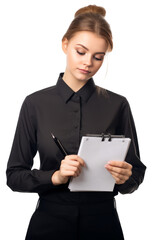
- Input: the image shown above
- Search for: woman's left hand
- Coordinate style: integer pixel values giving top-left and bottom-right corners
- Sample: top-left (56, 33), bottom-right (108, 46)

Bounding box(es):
top-left (105, 161), bottom-right (132, 184)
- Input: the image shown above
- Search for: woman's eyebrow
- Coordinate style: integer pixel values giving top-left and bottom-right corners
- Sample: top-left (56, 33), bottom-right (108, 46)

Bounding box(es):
top-left (76, 44), bottom-right (105, 55)
top-left (76, 44), bottom-right (88, 50)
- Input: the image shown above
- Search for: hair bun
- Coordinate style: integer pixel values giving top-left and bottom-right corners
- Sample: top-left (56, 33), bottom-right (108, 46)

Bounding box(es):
top-left (75, 5), bottom-right (106, 18)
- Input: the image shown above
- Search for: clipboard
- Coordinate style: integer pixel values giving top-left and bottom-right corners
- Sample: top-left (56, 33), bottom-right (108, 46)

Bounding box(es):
top-left (68, 134), bottom-right (131, 192)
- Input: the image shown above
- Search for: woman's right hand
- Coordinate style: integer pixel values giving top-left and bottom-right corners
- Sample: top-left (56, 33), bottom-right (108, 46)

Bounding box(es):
top-left (51, 155), bottom-right (85, 185)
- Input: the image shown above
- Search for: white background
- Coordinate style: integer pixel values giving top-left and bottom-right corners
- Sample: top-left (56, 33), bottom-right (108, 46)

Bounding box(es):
top-left (0, 0), bottom-right (159, 239)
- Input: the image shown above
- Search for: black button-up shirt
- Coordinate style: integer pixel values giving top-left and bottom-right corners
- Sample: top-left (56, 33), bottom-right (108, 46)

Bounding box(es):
top-left (6, 73), bottom-right (146, 203)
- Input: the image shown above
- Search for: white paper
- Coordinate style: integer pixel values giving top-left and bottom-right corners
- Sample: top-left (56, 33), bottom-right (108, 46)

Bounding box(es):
top-left (68, 136), bottom-right (131, 192)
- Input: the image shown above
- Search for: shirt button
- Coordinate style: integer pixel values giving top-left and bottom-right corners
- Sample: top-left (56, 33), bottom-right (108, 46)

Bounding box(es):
top-left (74, 125), bottom-right (78, 129)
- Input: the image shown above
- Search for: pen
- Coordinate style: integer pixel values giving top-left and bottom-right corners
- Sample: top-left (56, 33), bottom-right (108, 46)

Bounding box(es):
top-left (51, 133), bottom-right (68, 157)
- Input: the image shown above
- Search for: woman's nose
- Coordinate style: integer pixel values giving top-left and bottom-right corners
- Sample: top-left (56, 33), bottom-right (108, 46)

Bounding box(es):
top-left (83, 55), bottom-right (93, 67)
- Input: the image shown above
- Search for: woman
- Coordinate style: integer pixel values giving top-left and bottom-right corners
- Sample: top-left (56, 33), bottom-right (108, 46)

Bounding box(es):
top-left (6, 5), bottom-right (146, 240)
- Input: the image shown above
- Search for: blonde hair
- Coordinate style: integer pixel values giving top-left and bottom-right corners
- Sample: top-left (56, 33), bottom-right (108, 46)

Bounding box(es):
top-left (62, 5), bottom-right (113, 52)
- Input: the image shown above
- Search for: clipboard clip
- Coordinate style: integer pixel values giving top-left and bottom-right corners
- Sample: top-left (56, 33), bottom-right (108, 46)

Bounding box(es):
top-left (85, 133), bottom-right (125, 141)
top-left (101, 133), bottom-right (105, 141)
top-left (108, 133), bottom-right (112, 142)
top-left (101, 133), bottom-right (112, 142)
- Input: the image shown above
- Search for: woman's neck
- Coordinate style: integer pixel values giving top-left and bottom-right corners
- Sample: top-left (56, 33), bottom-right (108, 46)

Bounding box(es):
top-left (62, 71), bottom-right (88, 92)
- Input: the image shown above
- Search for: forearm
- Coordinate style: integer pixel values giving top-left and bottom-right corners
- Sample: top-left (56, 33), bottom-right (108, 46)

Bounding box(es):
top-left (116, 167), bottom-right (145, 194)
top-left (6, 168), bottom-right (56, 193)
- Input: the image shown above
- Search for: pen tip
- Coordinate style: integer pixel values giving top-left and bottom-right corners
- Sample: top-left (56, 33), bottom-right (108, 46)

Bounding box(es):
top-left (51, 133), bottom-right (55, 138)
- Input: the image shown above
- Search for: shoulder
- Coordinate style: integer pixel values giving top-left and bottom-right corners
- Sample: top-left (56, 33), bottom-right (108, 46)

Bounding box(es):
top-left (27, 85), bottom-right (57, 100)
top-left (95, 85), bottom-right (129, 106)
top-left (23, 85), bottom-right (57, 106)
top-left (106, 89), bottom-right (126, 101)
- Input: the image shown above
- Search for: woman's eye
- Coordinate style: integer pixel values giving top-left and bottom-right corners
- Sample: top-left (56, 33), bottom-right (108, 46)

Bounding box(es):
top-left (77, 50), bottom-right (85, 55)
top-left (76, 50), bottom-right (103, 61)
top-left (94, 56), bottom-right (103, 61)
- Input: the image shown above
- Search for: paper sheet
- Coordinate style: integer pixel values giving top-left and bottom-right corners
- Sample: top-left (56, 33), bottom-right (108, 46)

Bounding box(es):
top-left (68, 136), bottom-right (131, 192)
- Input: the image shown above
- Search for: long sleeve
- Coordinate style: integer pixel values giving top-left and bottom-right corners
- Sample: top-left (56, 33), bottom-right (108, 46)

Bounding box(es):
top-left (6, 74), bottom-right (146, 200)
top-left (115, 98), bottom-right (146, 194)
top-left (6, 97), bottom-right (56, 194)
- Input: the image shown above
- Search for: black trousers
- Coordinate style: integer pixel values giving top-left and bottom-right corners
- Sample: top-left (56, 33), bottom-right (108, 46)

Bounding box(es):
top-left (25, 198), bottom-right (124, 240)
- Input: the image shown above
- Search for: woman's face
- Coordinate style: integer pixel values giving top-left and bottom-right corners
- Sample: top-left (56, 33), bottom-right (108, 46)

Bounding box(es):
top-left (62, 31), bottom-right (108, 84)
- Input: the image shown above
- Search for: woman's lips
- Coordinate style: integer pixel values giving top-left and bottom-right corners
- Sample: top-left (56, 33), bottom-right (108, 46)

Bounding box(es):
top-left (78, 69), bottom-right (91, 74)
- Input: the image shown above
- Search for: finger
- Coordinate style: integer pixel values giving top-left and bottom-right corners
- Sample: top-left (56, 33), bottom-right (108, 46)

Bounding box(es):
top-left (61, 160), bottom-right (83, 175)
top-left (61, 162), bottom-right (82, 176)
top-left (107, 172), bottom-right (122, 184)
top-left (109, 170), bottom-right (129, 181)
top-left (107, 161), bottom-right (132, 169)
top-left (109, 171), bottom-right (128, 184)
top-left (105, 164), bottom-right (129, 176)
top-left (61, 168), bottom-right (81, 177)
top-left (109, 167), bottom-right (132, 178)
top-left (73, 169), bottom-right (81, 177)
top-left (62, 164), bottom-right (80, 172)
top-left (62, 159), bottom-right (81, 168)
top-left (61, 170), bottom-right (77, 177)
top-left (65, 155), bottom-right (85, 166)
top-left (111, 174), bottom-right (120, 183)
top-left (114, 177), bottom-right (126, 185)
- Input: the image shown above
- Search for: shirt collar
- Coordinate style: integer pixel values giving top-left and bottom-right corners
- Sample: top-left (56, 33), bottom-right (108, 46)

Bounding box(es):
top-left (56, 73), bottom-right (96, 103)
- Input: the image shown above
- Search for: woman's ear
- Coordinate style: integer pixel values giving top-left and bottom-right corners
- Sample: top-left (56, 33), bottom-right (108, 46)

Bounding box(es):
top-left (62, 38), bottom-right (69, 54)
